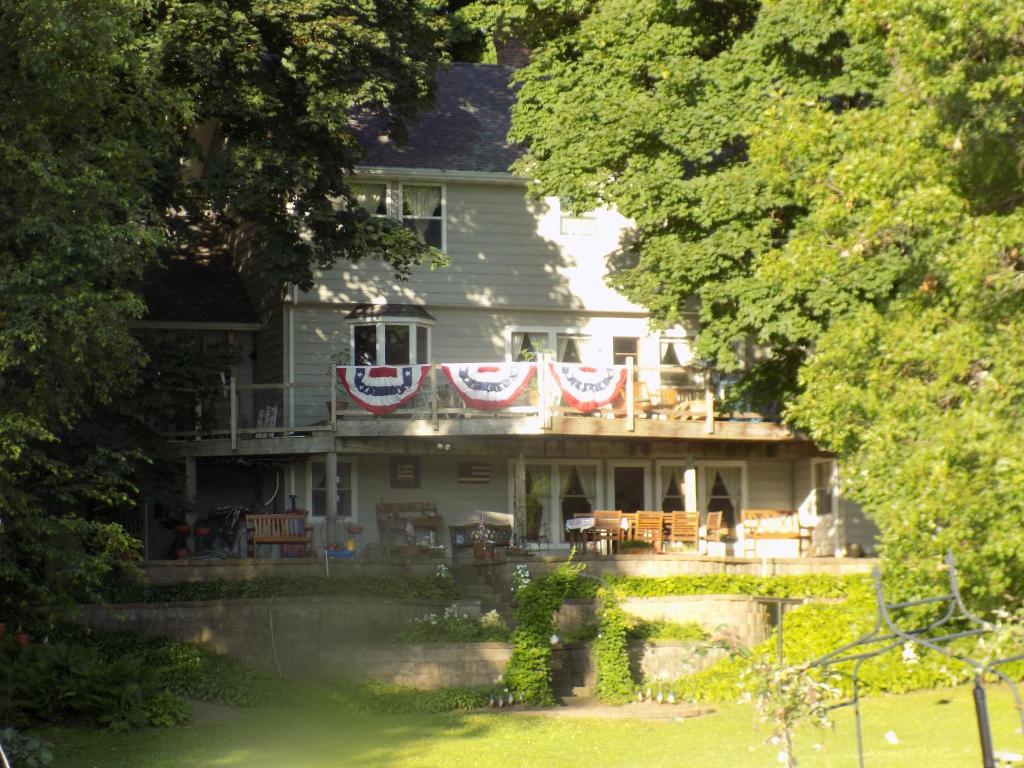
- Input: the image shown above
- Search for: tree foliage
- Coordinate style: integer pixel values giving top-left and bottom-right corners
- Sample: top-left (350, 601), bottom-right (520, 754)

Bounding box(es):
top-left (509, 0), bottom-right (1024, 605)
top-left (1, 0), bottom-right (446, 617)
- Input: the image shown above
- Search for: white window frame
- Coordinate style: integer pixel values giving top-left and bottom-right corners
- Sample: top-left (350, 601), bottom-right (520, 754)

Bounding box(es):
top-left (348, 319), bottom-right (432, 365)
top-left (654, 460), bottom-right (697, 513)
top-left (349, 180), bottom-right (446, 252)
top-left (505, 326), bottom-right (610, 364)
top-left (398, 182), bottom-right (446, 252)
top-left (508, 459), bottom-right (604, 546)
top-left (606, 460), bottom-right (652, 514)
top-left (695, 460), bottom-right (748, 532)
top-left (306, 457), bottom-right (359, 521)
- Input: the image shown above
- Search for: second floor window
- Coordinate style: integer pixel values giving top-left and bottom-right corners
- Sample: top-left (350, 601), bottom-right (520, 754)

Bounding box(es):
top-left (400, 185), bottom-right (443, 248)
top-left (347, 305), bottom-right (433, 365)
top-left (349, 181), bottom-right (445, 250)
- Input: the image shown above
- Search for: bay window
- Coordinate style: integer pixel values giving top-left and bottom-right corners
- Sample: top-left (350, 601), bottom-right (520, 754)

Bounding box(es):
top-left (346, 305), bottom-right (433, 365)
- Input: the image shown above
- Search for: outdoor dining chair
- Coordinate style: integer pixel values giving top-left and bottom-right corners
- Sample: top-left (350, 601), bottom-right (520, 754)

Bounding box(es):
top-left (634, 511), bottom-right (664, 552)
top-left (666, 510), bottom-right (699, 551)
top-left (588, 510), bottom-right (624, 555)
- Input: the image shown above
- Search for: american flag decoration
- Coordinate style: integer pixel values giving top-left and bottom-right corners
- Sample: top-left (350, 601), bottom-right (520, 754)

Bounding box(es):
top-left (548, 363), bottom-right (627, 413)
top-left (337, 365), bottom-right (429, 415)
top-left (458, 462), bottom-right (492, 484)
top-left (441, 362), bottom-right (536, 410)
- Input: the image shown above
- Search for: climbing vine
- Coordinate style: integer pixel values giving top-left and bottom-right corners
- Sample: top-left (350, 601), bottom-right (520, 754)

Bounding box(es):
top-left (593, 587), bottom-right (635, 704)
top-left (503, 559), bottom-right (585, 705)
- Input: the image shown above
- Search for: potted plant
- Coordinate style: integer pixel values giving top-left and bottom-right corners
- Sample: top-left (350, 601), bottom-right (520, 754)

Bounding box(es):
top-left (620, 539), bottom-right (654, 555)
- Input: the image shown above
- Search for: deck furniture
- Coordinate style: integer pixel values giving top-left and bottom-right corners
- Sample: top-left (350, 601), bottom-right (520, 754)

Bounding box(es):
top-left (448, 522), bottom-right (513, 561)
top-left (703, 511), bottom-right (725, 548)
top-left (740, 508), bottom-right (811, 557)
top-left (375, 502), bottom-right (444, 557)
top-left (633, 511), bottom-right (664, 552)
top-left (666, 510), bottom-right (699, 550)
top-left (587, 510), bottom-right (624, 554)
top-left (248, 511), bottom-right (312, 558)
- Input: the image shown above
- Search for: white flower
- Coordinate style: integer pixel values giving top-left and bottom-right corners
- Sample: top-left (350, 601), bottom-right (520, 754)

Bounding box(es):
top-left (550, 634), bottom-right (560, 645)
top-left (901, 641), bottom-right (919, 665)
top-left (884, 731), bottom-right (899, 745)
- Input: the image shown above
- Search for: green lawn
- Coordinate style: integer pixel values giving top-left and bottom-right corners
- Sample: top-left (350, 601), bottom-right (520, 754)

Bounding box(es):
top-left (48, 684), bottom-right (1024, 768)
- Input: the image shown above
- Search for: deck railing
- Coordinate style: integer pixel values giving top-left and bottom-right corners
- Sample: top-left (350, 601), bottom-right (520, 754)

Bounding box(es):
top-left (163, 359), bottom-right (779, 444)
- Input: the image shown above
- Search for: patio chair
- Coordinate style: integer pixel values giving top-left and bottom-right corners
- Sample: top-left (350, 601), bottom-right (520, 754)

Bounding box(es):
top-left (587, 510), bottom-right (623, 555)
top-left (666, 511), bottom-right (699, 551)
top-left (633, 511), bottom-right (663, 552)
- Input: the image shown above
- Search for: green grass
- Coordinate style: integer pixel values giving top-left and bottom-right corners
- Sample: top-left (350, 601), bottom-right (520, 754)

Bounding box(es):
top-left (44, 684), bottom-right (1024, 767)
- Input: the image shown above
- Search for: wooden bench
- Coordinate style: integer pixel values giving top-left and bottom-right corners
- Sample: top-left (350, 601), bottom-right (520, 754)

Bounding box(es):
top-left (740, 509), bottom-right (811, 557)
top-left (247, 512), bottom-right (312, 558)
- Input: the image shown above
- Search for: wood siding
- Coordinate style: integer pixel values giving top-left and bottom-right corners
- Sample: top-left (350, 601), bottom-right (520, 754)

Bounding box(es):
top-left (302, 182), bottom-right (644, 314)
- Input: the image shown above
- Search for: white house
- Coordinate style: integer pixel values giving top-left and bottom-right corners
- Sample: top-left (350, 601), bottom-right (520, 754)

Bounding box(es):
top-left (143, 63), bottom-right (876, 560)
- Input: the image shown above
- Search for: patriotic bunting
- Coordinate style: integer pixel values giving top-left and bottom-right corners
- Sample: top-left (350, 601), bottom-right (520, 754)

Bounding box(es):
top-left (441, 362), bottom-right (536, 410)
top-left (337, 365), bottom-right (428, 415)
top-left (548, 363), bottom-right (627, 413)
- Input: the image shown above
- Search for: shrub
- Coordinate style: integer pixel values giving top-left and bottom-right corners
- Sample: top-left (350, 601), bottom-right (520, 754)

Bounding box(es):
top-left (605, 573), bottom-right (863, 599)
top-left (628, 620), bottom-right (709, 643)
top-left (329, 681), bottom-right (491, 714)
top-left (0, 639), bottom-right (189, 731)
top-left (119, 572), bottom-right (459, 603)
top-left (395, 608), bottom-right (511, 644)
top-left (0, 728), bottom-right (54, 768)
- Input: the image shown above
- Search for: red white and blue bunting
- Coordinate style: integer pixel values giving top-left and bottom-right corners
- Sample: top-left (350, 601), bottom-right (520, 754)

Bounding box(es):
top-left (441, 362), bottom-right (536, 410)
top-left (548, 363), bottom-right (627, 413)
top-left (337, 365), bottom-right (429, 415)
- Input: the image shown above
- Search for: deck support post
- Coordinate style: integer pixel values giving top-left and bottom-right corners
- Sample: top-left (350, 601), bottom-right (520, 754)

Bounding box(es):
top-left (230, 376), bottom-right (237, 450)
top-left (430, 362), bottom-right (439, 431)
top-left (626, 356), bottom-right (635, 432)
top-left (184, 456), bottom-right (197, 505)
top-left (704, 368), bottom-right (715, 435)
top-left (513, 449), bottom-right (527, 542)
top-left (325, 450), bottom-right (338, 548)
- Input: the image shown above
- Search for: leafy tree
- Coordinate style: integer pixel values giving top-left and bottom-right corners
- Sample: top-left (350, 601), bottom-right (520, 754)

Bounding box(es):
top-left (508, 0), bottom-right (1024, 605)
top-left (1, 0), bottom-right (446, 620)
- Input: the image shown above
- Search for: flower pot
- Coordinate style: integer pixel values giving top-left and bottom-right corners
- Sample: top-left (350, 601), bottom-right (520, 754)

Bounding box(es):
top-left (175, 547), bottom-right (190, 560)
top-left (195, 527), bottom-right (211, 537)
top-left (396, 544), bottom-right (421, 558)
top-left (345, 524), bottom-right (363, 535)
top-left (473, 544), bottom-right (492, 560)
top-left (174, 524), bottom-right (191, 536)
top-left (13, 632), bottom-right (29, 648)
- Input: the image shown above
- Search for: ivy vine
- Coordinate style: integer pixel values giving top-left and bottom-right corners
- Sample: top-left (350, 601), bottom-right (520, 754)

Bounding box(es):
top-left (593, 587), bottom-right (635, 703)
top-left (503, 559), bottom-right (585, 705)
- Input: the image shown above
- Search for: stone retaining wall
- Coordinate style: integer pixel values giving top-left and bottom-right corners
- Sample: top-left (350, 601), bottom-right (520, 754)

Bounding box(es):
top-left (78, 596), bottom-right (447, 676)
top-left (556, 594), bottom-right (777, 647)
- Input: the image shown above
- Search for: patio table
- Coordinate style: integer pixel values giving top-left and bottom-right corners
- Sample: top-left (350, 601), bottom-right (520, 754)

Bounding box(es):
top-left (564, 516), bottom-right (630, 549)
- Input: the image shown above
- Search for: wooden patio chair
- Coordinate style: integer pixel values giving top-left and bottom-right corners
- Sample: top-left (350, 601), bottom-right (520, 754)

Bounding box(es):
top-left (587, 510), bottom-right (623, 555)
top-left (666, 511), bottom-right (699, 551)
top-left (633, 511), bottom-right (663, 552)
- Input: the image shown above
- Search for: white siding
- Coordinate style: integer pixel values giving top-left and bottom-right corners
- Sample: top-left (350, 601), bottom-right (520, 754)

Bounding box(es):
top-left (302, 183), bottom-right (643, 314)
top-left (746, 459), bottom-right (795, 510)
top-left (356, 454), bottom-right (511, 547)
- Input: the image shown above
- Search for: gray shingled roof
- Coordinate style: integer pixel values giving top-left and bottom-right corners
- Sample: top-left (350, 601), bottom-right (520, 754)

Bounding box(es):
top-left (353, 63), bottom-right (522, 174)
